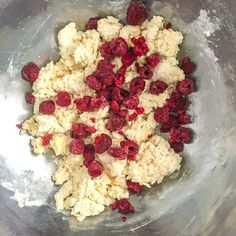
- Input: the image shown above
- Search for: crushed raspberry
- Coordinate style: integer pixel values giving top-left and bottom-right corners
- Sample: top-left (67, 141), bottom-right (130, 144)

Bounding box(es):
top-left (90, 95), bottom-right (108, 110)
top-left (95, 133), bottom-right (112, 154)
top-left (121, 48), bottom-right (136, 67)
top-left (150, 80), bottom-right (168, 95)
top-left (114, 75), bottom-right (125, 87)
top-left (108, 146), bottom-right (128, 160)
top-left (170, 142), bottom-right (184, 153)
top-left (110, 100), bottom-right (120, 111)
top-left (69, 139), bottom-right (85, 155)
top-left (56, 91), bottom-right (71, 107)
top-left (120, 140), bottom-right (139, 156)
top-left (86, 75), bottom-right (102, 91)
top-left (75, 96), bottom-right (91, 112)
top-left (178, 111), bottom-right (191, 124)
top-left (128, 156), bottom-right (136, 161)
top-left (111, 201), bottom-right (118, 210)
top-left (71, 123), bottom-right (95, 139)
top-left (110, 37), bottom-right (128, 57)
top-left (106, 113), bottom-right (126, 131)
top-left (131, 36), bottom-right (149, 56)
top-left (90, 118), bottom-right (96, 123)
top-left (154, 107), bottom-right (170, 123)
top-left (170, 127), bottom-right (191, 144)
top-left (118, 130), bottom-right (125, 136)
top-left (121, 216), bottom-right (127, 222)
top-left (119, 109), bottom-right (129, 117)
top-left (99, 42), bottom-right (114, 60)
top-left (16, 124), bottom-right (22, 129)
top-left (39, 100), bottom-right (55, 115)
top-left (85, 17), bottom-right (100, 30)
top-left (83, 144), bottom-right (95, 167)
top-left (164, 22), bottom-right (172, 30)
top-left (181, 57), bottom-right (195, 75)
top-left (117, 66), bottom-right (127, 76)
top-left (116, 198), bottom-right (134, 214)
top-left (25, 92), bottom-right (35, 104)
top-left (135, 107), bottom-right (144, 115)
top-left (126, 1), bottom-right (148, 26)
top-left (127, 181), bottom-right (143, 192)
top-left (112, 87), bottom-right (129, 103)
top-left (138, 66), bottom-right (153, 80)
top-left (97, 86), bottom-right (112, 102)
top-left (87, 160), bottom-right (104, 178)
top-left (96, 59), bottom-right (115, 78)
top-left (128, 112), bottom-right (138, 121)
top-left (21, 62), bottom-right (39, 83)
top-left (123, 95), bottom-right (139, 110)
top-left (177, 79), bottom-right (195, 95)
top-left (129, 77), bottom-right (145, 95)
top-left (145, 54), bottom-right (160, 68)
top-left (101, 73), bottom-right (115, 86)
top-left (42, 134), bottom-right (53, 146)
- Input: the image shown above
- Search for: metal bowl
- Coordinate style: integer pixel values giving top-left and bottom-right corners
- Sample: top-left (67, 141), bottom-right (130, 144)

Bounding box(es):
top-left (0, 0), bottom-right (236, 235)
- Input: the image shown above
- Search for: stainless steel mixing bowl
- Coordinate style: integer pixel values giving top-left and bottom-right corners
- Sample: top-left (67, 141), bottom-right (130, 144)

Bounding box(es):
top-left (0, 0), bottom-right (236, 235)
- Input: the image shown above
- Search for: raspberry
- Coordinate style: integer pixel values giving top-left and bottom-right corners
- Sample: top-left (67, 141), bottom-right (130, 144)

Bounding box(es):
top-left (126, 1), bottom-right (148, 26)
top-left (95, 133), bottom-right (112, 154)
top-left (181, 57), bottom-right (195, 75)
top-left (170, 127), bottom-right (191, 144)
top-left (122, 95), bottom-right (139, 110)
top-left (110, 37), bottom-right (128, 57)
top-left (159, 115), bottom-right (179, 133)
top-left (116, 198), bottom-right (134, 214)
top-left (128, 112), bottom-right (138, 121)
top-left (75, 96), bottom-right (91, 112)
top-left (87, 160), bottom-right (104, 178)
top-left (135, 107), bottom-right (144, 115)
top-left (108, 146), bottom-right (128, 160)
top-left (39, 100), bottom-right (55, 115)
top-left (150, 80), bottom-right (168, 95)
top-left (86, 75), bottom-right (102, 91)
top-left (56, 91), bottom-right (71, 107)
top-left (99, 42), bottom-right (114, 60)
top-left (178, 111), bottom-right (191, 124)
top-left (42, 134), bottom-right (52, 146)
top-left (120, 140), bottom-right (139, 156)
top-left (166, 92), bottom-right (190, 111)
top-left (145, 54), bottom-right (160, 68)
top-left (90, 118), bottom-right (96, 123)
top-left (131, 36), bottom-right (149, 56)
top-left (138, 66), bottom-right (153, 80)
top-left (121, 216), bottom-right (127, 222)
top-left (175, 97), bottom-right (191, 111)
top-left (110, 100), bottom-right (120, 111)
top-left (119, 109), bottom-right (129, 117)
top-left (85, 17), bottom-right (100, 30)
top-left (127, 181), bottom-right (143, 192)
top-left (128, 156), bottom-right (136, 161)
top-left (90, 95), bottom-right (108, 110)
top-left (177, 79), bottom-right (195, 95)
top-left (112, 87), bottom-right (129, 103)
top-left (129, 77), bottom-right (145, 95)
top-left (114, 75), bottom-right (125, 87)
top-left (154, 107), bottom-right (170, 123)
top-left (106, 113), bottom-right (126, 131)
top-left (118, 130), bottom-right (125, 136)
top-left (25, 92), bottom-right (35, 104)
top-left (21, 62), bottom-right (39, 82)
top-left (71, 123), bottom-right (95, 139)
top-left (164, 22), bottom-right (172, 30)
top-left (69, 139), bottom-right (85, 155)
top-left (97, 86), bottom-right (112, 102)
top-left (83, 144), bottom-right (95, 167)
top-left (96, 59), bottom-right (115, 78)
top-left (111, 201), bottom-right (118, 210)
top-left (101, 73), bottom-right (115, 86)
top-left (170, 142), bottom-right (184, 153)
top-left (121, 48), bottom-right (137, 67)
top-left (117, 66), bottom-right (127, 76)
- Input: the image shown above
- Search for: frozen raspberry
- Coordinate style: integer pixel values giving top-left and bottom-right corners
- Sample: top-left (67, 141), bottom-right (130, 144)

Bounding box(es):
top-left (108, 146), bottom-right (128, 160)
top-left (101, 73), bottom-right (115, 86)
top-left (71, 123), bottom-right (95, 139)
top-left (170, 127), bottom-right (191, 144)
top-left (119, 109), bottom-right (129, 117)
top-left (181, 57), bottom-right (195, 75)
top-left (42, 134), bottom-right (52, 146)
top-left (121, 48), bottom-right (137, 67)
top-left (129, 77), bottom-right (145, 95)
top-left (178, 111), bottom-right (192, 124)
top-left (39, 100), bottom-right (55, 115)
top-left (83, 144), bottom-right (95, 167)
top-left (150, 80), bottom-right (168, 95)
top-left (75, 96), bottom-right (91, 112)
top-left (145, 53), bottom-right (160, 68)
top-left (154, 107), bottom-right (170, 123)
top-left (25, 92), bottom-right (35, 104)
top-left (99, 42), bottom-right (114, 60)
top-left (85, 17), bottom-right (100, 30)
top-left (123, 95), bottom-right (139, 110)
top-left (177, 79), bottom-right (195, 95)
top-left (126, 0), bottom-right (148, 26)
top-left (112, 87), bottom-right (129, 103)
top-left (135, 107), bottom-right (144, 115)
top-left (159, 115), bottom-right (179, 133)
top-left (128, 112), bottom-right (138, 121)
top-left (121, 216), bottom-right (127, 222)
top-left (56, 91), bottom-right (71, 107)
top-left (69, 139), bottom-right (85, 155)
top-left (87, 160), bottom-right (104, 178)
top-left (114, 75), bottom-right (125, 87)
top-left (21, 62), bottom-right (39, 82)
top-left (110, 37), bottom-right (128, 57)
top-left (138, 66), bottom-right (153, 80)
top-left (90, 95), bottom-right (108, 110)
top-left (96, 59), bottom-right (115, 78)
top-left (164, 22), bottom-right (172, 30)
top-left (131, 36), bottom-right (149, 56)
top-left (120, 140), bottom-right (139, 156)
top-left (97, 86), bottom-right (113, 102)
top-left (110, 100), bottom-right (120, 111)
top-left (127, 181), bottom-right (143, 192)
top-left (116, 198), bottom-right (134, 214)
top-left (95, 133), bottom-right (112, 154)
top-left (117, 66), bottom-right (127, 76)
top-left (170, 142), bottom-right (184, 153)
top-left (86, 75), bottom-right (102, 91)
top-left (106, 113), bottom-right (126, 131)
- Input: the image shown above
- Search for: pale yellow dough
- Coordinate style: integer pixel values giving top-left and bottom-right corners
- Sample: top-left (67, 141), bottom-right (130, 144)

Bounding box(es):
top-left (22, 15), bottom-right (184, 222)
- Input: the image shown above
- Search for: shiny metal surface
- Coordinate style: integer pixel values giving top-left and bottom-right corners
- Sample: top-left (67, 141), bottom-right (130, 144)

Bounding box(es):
top-left (0, 0), bottom-right (236, 235)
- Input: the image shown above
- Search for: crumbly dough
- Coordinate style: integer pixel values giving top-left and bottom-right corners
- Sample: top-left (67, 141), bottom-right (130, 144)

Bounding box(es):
top-left (22, 15), bottom-right (184, 222)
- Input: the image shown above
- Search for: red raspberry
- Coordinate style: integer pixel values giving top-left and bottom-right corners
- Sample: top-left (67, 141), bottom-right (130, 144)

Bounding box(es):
top-left (75, 96), bottom-right (91, 112)
top-left (126, 0), bottom-right (148, 26)
top-left (56, 91), bottom-right (71, 107)
top-left (71, 123), bottom-right (95, 139)
top-left (117, 66), bottom-right (127, 76)
top-left (120, 140), bottom-right (139, 156)
top-left (118, 130), bottom-right (125, 136)
top-left (181, 57), bottom-right (195, 75)
top-left (25, 92), bottom-right (35, 104)
top-left (128, 112), bottom-right (138, 121)
top-left (177, 79), bottom-right (195, 95)
top-left (106, 113), bottom-right (126, 131)
top-left (131, 36), bottom-right (149, 56)
top-left (87, 160), bottom-right (104, 178)
top-left (145, 54), bottom-right (160, 68)
top-left (108, 146), bottom-right (128, 160)
top-left (97, 86), bottom-right (113, 102)
top-left (170, 142), bottom-right (184, 153)
top-left (121, 48), bottom-right (137, 67)
top-left (114, 75), bottom-right (125, 87)
top-left (127, 181), bottom-right (143, 192)
top-left (95, 133), bottom-right (112, 154)
top-left (138, 66), bottom-right (153, 80)
top-left (101, 73), bottom-right (115, 86)
top-left (166, 92), bottom-right (190, 111)
top-left (110, 100), bottom-right (120, 111)
top-left (86, 75), bottom-right (102, 91)
top-left (85, 17), bottom-right (100, 30)
top-left (96, 59), bottom-right (115, 78)
top-left (110, 37), bottom-right (128, 57)
top-left (116, 198), bottom-right (134, 214)
top-left (90, 118), bottom-right (96, 123)
top-left (175, 97), bottom-right (191, 111)
top-left (39, 100), bottom-right (55, 115)
top-left (111, 201), bottom-right (118, 210)
top-left (123, 95), bottom-right (139, 109)
top-left (150, 80), bottom-right (168, 95)
top-left (42, 134), bottom-right (52, 146)
top-left (170, 127), bottom-right (191, 144)
top-left (135, 107), bottom-right (144, 115)
top-left (164, 22), bottom-right (172, 30)
top-left (154, 107), bottom-right (170, 123)
top-left (83, 144), bottom-right (95, 167)
top-left (129, 77), bottom-right (145, 95)
top-left (90, 95), bottom-right (108, 110)
top-left (121, 216), bottom-right (127, 222)
top-left (100, 41), bottom-right (114, 60)
top-left (159, 115), bottom-right (179, 133)
top-left (119, 109), bottom-right (129, 117)
top-left (69, 139), bottom-right (85, 155)
top-left (112, 87), bottom-right (129, 103)
top-left (178, 111), bottom-right (192, 124)
top-left (21, 62), bottom-right (39, 82)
